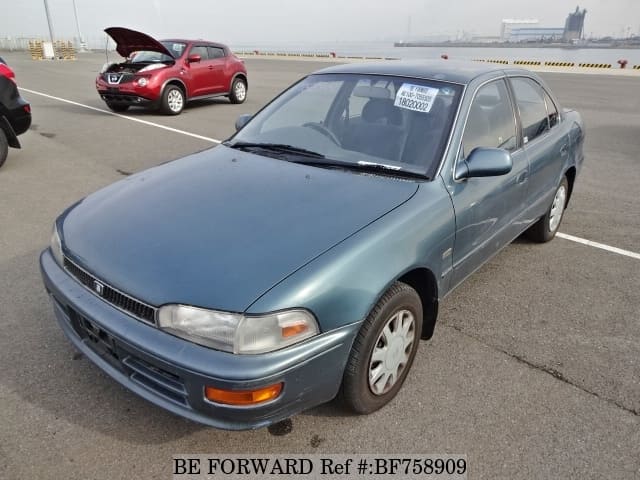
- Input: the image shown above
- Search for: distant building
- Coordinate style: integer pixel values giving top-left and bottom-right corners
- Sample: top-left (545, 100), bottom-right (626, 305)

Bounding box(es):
top-left (564, 6), bottom-right (587, 41)
top-left (501, 19), bottom-right (539, 41)
top-left (509, 28), bottom-right (565, 42)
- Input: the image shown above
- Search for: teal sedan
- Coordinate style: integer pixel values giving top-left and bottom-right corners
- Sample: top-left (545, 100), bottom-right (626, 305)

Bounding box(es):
top-left (41, 60), bottom-right (584, 429)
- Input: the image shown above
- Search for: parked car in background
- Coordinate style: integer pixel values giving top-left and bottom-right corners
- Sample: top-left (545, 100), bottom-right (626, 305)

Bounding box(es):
top-left (0, 56), bottom-right (15, 81)
top-left (0, 58), bottom-right (31, 168)
top-left (96, 27), bottom-right (248, 115)
top-left (42, 60), bottom-right (584, 429)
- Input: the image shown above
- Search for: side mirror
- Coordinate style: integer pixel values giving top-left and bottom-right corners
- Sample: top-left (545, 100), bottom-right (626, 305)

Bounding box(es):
top-left (187, 54), bottom-right (201, 63)
top-left (455, 147), bottom-right (513, 179)
top-left (235, 113), bottom-right (252, 131)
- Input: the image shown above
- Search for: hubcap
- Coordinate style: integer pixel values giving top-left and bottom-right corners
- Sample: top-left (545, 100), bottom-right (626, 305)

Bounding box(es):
top-left (549, 185), bottom-right (567, 232)
top-left (368, 309), bottom-right (415, 396)
top-left (167, 89), bottom-right (183, 112)
top-left (234, 81), bottom-right (246, 101)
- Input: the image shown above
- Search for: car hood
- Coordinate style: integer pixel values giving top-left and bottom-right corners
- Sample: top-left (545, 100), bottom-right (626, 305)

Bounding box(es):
top-left (104, 27), bottom-right (173, 58)
top-left (61, 146), bottom-right (419, 313)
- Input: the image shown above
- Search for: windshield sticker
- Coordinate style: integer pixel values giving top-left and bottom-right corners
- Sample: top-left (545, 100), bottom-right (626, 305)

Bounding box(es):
top-left (394, 84), bottom-right (439, 113)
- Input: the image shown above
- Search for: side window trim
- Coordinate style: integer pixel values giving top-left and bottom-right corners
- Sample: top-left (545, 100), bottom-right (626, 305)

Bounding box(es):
top-left (541, 87), bottom-right (560, 129)
top-left (508, 76), bottom-right (552, 146)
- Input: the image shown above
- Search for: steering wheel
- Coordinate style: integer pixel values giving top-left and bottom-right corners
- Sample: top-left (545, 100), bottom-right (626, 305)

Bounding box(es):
top-left (302, 122), bottom-right (341, 146)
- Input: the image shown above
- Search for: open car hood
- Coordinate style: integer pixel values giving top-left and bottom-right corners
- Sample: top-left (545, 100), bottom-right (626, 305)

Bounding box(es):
top-left (104, 27), bottom-right (174, 58)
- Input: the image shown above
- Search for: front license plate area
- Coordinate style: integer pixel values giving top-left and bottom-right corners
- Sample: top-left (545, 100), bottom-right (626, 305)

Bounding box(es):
top-left (68, 308), bottom-right (123, 370)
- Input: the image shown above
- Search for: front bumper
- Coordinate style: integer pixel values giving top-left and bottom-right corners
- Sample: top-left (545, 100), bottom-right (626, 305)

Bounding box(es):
top-left (40, 250), bottom-right (359, 430)
top-left (98, 91), bottom-right (155, 107)
top-left (96, 76), bottom-right (159, 107)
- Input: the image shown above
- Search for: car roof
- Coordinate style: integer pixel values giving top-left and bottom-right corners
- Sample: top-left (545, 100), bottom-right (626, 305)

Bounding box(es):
top-left (161, 39), bottom-right (227, 49)
top-left (314, 60), bottom-right (526, 85)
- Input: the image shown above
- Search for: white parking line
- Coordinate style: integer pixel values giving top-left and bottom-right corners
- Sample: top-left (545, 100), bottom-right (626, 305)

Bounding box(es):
top-left (556, 233), bottom-right (640, 260)
top-left (21, 88), bottom-right (222, 144)
top-left (20, 88), bottom-right (640, 262)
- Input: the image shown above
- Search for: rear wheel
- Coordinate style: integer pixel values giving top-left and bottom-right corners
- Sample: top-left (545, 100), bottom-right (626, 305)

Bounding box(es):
top-left (105, 102), bottom-right (129, 112)
top-left (340, 282), bottom-right (423, 414)
top-left (0, 128), bottom-right (8, 169)
top-left (525, 176), bottom-right (569, 243)
top-left (161, 85), bottom-right (185, 115)
top-left (229, 78), bottom-right (247, 104)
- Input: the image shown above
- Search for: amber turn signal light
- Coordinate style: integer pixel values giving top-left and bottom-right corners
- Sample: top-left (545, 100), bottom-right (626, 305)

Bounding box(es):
top-left (281, 322), bottom-right (309, 338)
top-left (205, 383), bottom-right (283, 406)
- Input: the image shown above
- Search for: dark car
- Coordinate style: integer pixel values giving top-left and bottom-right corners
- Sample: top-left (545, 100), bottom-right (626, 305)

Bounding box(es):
top-left (96, 27), bottom-right (248, 115)
top-left (0, 58), bottom-right (31, 168)
top-left (42, 60), bottom-right (584, 430)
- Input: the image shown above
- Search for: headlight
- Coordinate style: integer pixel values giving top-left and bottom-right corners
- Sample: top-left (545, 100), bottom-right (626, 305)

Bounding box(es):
top-left (157, 305), bottom-right (319, 354)
top-left (50, 224), bottom-right (64, 266)
top-left (136, 77), bottom-right (148, 87)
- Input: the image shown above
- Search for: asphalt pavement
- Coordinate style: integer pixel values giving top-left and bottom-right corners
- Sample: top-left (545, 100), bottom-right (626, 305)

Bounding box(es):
top-left (0, 52), bottom-right (638, 480)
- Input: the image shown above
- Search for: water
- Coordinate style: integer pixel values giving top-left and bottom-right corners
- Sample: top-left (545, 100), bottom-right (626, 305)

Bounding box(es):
top-left (232, 40), bottom-right (640, 65)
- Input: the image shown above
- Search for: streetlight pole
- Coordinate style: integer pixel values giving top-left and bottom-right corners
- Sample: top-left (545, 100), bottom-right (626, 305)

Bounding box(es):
top-left (72, 0), bottom-right (87, 51)
top-left (43, 0), bottom-right (56, 45)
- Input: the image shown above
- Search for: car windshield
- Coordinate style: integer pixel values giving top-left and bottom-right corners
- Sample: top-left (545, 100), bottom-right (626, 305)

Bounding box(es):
top-left (130, 42), bottom-right (186, 63)
top-left (161, 41), bottom-right (187, 58)
top-left (229, 73), bottom-right (463, 177)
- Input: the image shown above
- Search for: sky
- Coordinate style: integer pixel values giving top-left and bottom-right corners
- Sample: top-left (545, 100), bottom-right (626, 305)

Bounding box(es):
top-left (1, 0), bottom-right (638, 47)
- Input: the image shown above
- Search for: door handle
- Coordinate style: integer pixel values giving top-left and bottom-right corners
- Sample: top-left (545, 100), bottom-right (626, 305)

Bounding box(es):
top-left (516, 171), bottom-right (528, 184)
top-left (208, 65), bottom-right (214, 70)
top-left (560, 144), bottom-right (569, 157)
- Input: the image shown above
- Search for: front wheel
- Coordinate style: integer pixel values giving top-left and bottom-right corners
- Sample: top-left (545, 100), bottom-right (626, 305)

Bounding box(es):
top-left (105, 102), bottom-right (129, 112)
top-left (340, 282), bottom-right (423, 414)
top-left (161, 85), bottom-right (185, 115)
top-left (525, 176), bottom-right (569, 243)
top-left (229, 78), bottom-right (247, 104)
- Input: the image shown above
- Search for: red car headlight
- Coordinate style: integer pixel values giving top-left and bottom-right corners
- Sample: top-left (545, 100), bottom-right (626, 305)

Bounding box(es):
top-left (136, 77), bottom-right (149, 87)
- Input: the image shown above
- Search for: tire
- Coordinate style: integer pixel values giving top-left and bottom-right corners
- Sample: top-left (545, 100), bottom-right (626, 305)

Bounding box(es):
top-left (340, 281), bottom-right (423, 414)
top-left (161, 85), bottom-right (185, 115)
top-left (0, 128), bottom-right (8, 169)
top-left (525, 176), bottom-right (569, 243)
top-left (229, 77), bottom-right (247, 104)
top-left (105, 102), bottom-right (129, 112)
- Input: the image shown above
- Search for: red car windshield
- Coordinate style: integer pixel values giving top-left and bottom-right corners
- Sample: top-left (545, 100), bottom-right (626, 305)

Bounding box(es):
top-left (130, 51), bottom-right (174, 63)
top-left (130, 42), bottom-right (186, 63)
top-left (161, 41), bottom-right (187, 58)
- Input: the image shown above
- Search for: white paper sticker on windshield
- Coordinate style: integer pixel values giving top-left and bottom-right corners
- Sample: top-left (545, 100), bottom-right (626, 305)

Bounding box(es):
top-left (394, 84), bottom-right (439, 113)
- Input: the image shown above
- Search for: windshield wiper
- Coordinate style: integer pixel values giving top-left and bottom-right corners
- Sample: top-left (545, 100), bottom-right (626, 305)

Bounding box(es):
top-left (224, 141), bottom-right (428, 179)
top-left (351, 161), bottom-right (429, 180)
top-left (224, 141), bottom-right (326, 159)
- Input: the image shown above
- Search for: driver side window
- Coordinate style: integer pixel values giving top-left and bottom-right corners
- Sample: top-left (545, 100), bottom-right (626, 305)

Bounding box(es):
top-left (189, 45), bottom-right (209, 60)
top-left (462, 79), bottom-right (517, 158)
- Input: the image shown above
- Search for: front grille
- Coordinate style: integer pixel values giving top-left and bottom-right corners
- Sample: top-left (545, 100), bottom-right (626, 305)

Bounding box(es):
top-left (63, 257), bottom-right (157, 325)
top-left (102, 72), bottom-right (135, 84)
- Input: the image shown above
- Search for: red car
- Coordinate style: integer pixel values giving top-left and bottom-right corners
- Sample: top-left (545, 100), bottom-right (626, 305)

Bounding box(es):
top-left (1, 57), bottom-right (31, 168)
top-left (96, 27), bottom-right (248, 115)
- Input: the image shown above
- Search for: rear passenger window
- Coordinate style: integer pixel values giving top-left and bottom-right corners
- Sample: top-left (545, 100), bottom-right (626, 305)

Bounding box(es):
top-left (208, 47), bottom-right (225, 59)
top-left (543, 90), bottom-right (559, 128)
top-left (462, 79), bottom-right (517, 157)
top-left (510, 77), bottom-right (549, 144)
